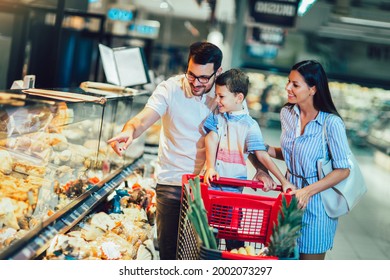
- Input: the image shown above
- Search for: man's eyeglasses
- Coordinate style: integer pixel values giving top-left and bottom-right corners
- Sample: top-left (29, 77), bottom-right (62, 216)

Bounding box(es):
top-left (185, 71), bottom-right (216, 84)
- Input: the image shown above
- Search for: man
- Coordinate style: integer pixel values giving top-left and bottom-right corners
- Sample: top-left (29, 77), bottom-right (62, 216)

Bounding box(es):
top-left (107, 41), bottom-right (274, 260)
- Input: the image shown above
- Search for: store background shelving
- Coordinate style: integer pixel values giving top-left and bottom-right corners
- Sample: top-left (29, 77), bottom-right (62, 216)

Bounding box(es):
top-left (245, 70), bottom-right (390, 157)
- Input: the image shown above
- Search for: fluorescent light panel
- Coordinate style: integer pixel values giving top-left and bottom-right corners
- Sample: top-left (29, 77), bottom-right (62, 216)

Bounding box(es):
top-left (338, 16), bottom-right (390, 29)
top-left (298, 0), bottom-right (317, 16)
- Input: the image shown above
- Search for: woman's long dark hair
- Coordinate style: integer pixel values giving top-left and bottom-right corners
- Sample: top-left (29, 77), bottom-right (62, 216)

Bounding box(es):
top-left (288, 60), bottom-right (341, 118)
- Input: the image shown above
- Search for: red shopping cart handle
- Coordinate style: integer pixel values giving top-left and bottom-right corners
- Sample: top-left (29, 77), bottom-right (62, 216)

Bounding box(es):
top-left (210, 177), bottom-right (282, 192)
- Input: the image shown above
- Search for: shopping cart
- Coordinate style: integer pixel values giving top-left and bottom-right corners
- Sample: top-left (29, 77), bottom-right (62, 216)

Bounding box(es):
top-left (176, 174), bottom-right (291, 260)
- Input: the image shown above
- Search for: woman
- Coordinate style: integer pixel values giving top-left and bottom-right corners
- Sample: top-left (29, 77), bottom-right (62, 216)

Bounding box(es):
top-left (267, 60), bottom-right (351, 260)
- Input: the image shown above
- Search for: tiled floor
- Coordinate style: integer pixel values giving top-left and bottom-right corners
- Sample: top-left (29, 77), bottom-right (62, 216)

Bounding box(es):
top-left (246, 127), bottom-right (390, 260)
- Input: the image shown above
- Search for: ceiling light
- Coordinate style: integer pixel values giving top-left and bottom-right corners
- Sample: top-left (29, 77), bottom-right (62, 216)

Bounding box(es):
top-left (160, 2), bottom-right (169, 9)
top-left (298, 0), bottom-right (317, 16)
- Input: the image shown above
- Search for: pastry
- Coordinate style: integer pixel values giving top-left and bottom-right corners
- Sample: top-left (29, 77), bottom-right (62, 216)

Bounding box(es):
top-left (12, 161), bottom-right (46, 177)
top-left (48, 133), bottom-right (68, 151)
top-left (0, 149), bottom-right (13, 175)
top-left (14, 136), bottom-right (32, 151)
top-left (59, 149), bottom-right (72, 162)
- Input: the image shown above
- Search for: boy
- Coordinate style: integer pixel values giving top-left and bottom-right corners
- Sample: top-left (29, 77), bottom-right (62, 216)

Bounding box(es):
top-left (203, 69), bottom-right (295, 193)
top-left (203, 69), bottom-right (295, 250)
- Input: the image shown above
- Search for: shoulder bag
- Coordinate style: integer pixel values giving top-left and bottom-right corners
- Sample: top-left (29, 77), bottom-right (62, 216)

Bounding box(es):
top-left (317, 115), bottom-right (367, 218)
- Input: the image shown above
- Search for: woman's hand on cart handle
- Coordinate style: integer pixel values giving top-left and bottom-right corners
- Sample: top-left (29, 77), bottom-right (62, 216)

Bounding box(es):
top-left (288, 188), bottom-right (310, 209)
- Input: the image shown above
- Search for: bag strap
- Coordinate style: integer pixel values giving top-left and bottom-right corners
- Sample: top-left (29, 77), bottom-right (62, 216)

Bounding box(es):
top-left (321, 114), bottom-right (332, 160)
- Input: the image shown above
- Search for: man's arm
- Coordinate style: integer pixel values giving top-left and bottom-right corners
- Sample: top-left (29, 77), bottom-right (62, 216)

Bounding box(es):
top-left (268, 146), bottom-right (284, 160)
top-left (107, 107), bottom-right (160, 156)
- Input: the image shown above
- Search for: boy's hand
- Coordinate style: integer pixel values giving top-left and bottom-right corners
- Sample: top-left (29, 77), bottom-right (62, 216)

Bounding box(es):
top-left (203, 168), bottom-right (219, 186)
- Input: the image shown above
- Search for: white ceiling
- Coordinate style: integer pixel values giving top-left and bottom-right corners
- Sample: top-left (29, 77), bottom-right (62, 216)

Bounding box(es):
top-left (133, 0), bottom-right (211, 21)
top-left (132, 0), bottom-right (236, 22)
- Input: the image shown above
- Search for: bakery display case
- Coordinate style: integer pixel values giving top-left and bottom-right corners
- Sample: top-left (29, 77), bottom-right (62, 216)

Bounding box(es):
top-left (0, 90), bottom-right (106, 257)
top-left (79, 86), bottom-right (149, 176)
top-left (0, 88), bottom-right (153, 259)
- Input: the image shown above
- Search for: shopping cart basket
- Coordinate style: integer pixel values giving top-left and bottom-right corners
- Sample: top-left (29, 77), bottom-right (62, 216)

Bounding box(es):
top-left (176, 174), bottom-right (291, 260)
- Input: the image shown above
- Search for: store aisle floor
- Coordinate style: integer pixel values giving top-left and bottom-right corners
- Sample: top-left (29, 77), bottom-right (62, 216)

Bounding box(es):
top-left (246, 127), bottom-right (390, 260)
